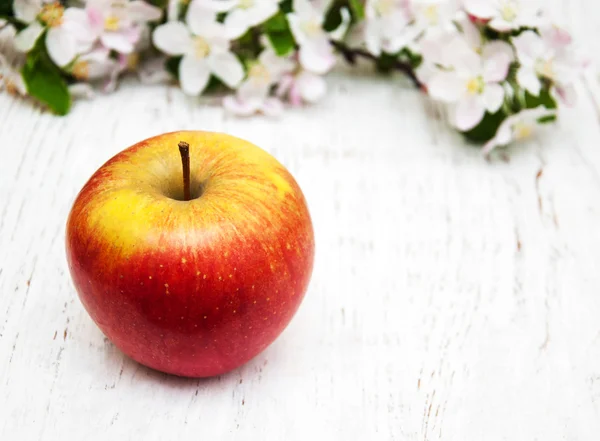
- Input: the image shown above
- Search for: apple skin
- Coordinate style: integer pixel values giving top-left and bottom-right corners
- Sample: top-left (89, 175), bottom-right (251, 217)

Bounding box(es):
top-left (66, 131), bottom-right (314, 377)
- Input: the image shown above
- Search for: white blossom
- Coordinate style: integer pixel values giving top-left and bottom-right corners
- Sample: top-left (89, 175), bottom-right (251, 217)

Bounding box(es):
top-left (482, 106), bottom-right (555, 156)
top-left (223, 44), bottom-right (294, 116)
top-left (427, 39), bottom-right (514, 130)
top-left (363, 0), bottom-right (412, 56)
top-left (463, 0), bottom-right (541, 32)
top-left (86, 0), bottom-right (162, 54)
top-left (222, 0), bottom-right (280, 39)
top-left (513, 29), bottom-right (578, 103)
top-left (408, 0), bottom-right (459, 37)
top-left (14, 0), bottom-right (95, 67)
top-left (277, 70), bottom-right (327, 106)
top-left (286, 0), bottom-right (336, 74)
top-left (0, 53), bottom-right (27, 96)
top-left (152, 0), bottom-right (244, 95)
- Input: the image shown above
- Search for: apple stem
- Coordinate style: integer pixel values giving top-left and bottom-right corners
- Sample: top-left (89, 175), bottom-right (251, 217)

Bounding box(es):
top-left (178, 141), bottom-right (191, 201)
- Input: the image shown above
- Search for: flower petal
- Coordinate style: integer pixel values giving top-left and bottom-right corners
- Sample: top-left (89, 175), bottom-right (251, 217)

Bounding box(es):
top-left (223, 95), bottom-right (261, 116)
top-left (293, 0), bottom-right (317, 18)
top-left (329, 6), bottom-right (351, 41)
top-left (62, 8), bottom-right (96, 53)
top-left (261, 97), bottom-right (284, 116)
top-left (13, 0), bottom-right (40, 23)
top-left (516, 67), bottom-right (541, 96)
top-left (179, 54), bottom-right (211, 95)
top-left (482, 42), bottom-right (513, 83)
top-left (298, 41), bottom-right (335, 74)
top-left (286, 13), bottom-right (309, 46)
top-left (462, 0), bottom-right (496, 18)
top-left (512, 31), bottom-right (544, 65)
top-left (101, 31), bottom-right (136, 54)
top-left (556, 83), bottom-right (577, 106)
top-left (86, 6), bottom-right (105, 35)
top-left (127, 1), bottom-right (163, 23)
top-left (482, 122), bottom-right (513, 157)
top-left (246, 2), bottom-right (279, 27)
top-left (69, 83), bottom-right (95, 99)
top-left (297, 71), bottom-right (326, 103)
top-left (46, 27), bottom-right (77, 67)
top-left (152, 21), bottom-right (192, 56)
top-left (186, 0), bottom-right (225, 36)
top-left (363, 21), bottom-right (382, 56)
top-left (224, 9), bottom-right (250, 39)
top-left (238, 79), bottom-right (269, 102)
top-left (454, 96), bottom-right (485, 131)
top-left (458, 16), bottom-right (482, 52)
top-left (427, 71), bottom-right (463, 103)
top-left (482, 83), bottom-right (504, 113)
top-left (208, 51), bottom-right (244, 87)
top-left (488, 18), bottom-right (514, 32)
top-left (14, 21), bottom-right (44, 53)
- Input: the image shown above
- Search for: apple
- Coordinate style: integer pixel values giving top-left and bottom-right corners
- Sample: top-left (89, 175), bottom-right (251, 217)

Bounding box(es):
top-left (66, 131), bottom-right (314, 377)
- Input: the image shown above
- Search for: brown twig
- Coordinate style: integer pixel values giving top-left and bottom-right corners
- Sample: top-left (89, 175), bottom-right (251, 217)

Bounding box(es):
top-left (329, 40), bottom-right (423, 89)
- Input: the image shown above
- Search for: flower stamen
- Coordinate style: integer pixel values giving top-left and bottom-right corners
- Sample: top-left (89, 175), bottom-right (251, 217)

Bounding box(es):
top-left (248, 63), bottom-right (270, 84)
top-left (300, 20), bottom-right (321, 37)
top-left (535, 59), bottom-right (555, 79)
top-left (39, 2), bottom-right (64, 28)
top-left (466, 77), bottom-right (485, 95)
top-left (423, 5), bottom-right (439, 25)
top-left (239, 0), bottom-right (254, 9)
top-left (194, 37), bottom-right (211, 59)
top-left (374, 0), bottom-right (394, 16)
top-left (499, 1), bottom-right (518, 22)
top-left (104, 15), bottom-right (120, 31)
top-left (72, 60), bottom-right (90, 80)
top-left (513, 122), bottom-right (533, 140)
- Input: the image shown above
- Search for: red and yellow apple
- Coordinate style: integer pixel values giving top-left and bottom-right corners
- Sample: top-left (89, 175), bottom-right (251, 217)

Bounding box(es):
top-left (66, 131), bottom-right (314, 377)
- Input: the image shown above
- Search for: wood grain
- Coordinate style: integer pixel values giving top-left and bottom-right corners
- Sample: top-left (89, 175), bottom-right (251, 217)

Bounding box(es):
top-left (2, 2), bottom-right (600, 439)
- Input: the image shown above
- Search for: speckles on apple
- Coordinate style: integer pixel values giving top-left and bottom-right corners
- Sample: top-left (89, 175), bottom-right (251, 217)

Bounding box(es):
top-left (181, 257), bottom-right (187, 264)
top-left (148, 276), bottom-right (152, 279)
top-left (196, 271), bottom-right (201, 276)
top-left (164, 283), bottom-right (170, 294)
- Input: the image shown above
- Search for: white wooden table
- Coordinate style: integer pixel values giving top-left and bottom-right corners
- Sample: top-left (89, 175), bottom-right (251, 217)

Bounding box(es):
top-left (2, 2), bottom-right (600, 439)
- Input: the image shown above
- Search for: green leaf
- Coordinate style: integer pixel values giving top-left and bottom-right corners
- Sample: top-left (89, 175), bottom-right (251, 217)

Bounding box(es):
top-left (376, 52), bottom-right (398, 73)
top-left (22, 35), bottom-right (71, 115)
top-left (204, 75), bottom-right (227, 94)
top-left (279, 0), bottom-right (293, 14)
top-left (165, 56), bottom-right (182, 77)
top-left (264, 12), bottom-right (296, 56)
top-left (537, 114), bottom-right (557, 124)
top-left (524, 88), bottom-right (557, 110)
top-left (145, 0), bottom-right (167, 8)
top-left (323, 3), bottom-right (343, 32)
top-left (461, 110), bottom-right (506, 143)
top-left (0, 2), bottom-right (13, 16)
top-left (348, 0), bottom-right (365, 20)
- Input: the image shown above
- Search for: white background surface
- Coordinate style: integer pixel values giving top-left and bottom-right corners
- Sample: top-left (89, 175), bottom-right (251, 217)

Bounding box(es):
top-left (2, 2), bottom-right (600, 439)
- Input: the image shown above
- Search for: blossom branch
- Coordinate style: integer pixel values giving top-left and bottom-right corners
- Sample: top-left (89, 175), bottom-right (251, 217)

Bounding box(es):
top-left (330, 40), bottom-right (423, 89)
